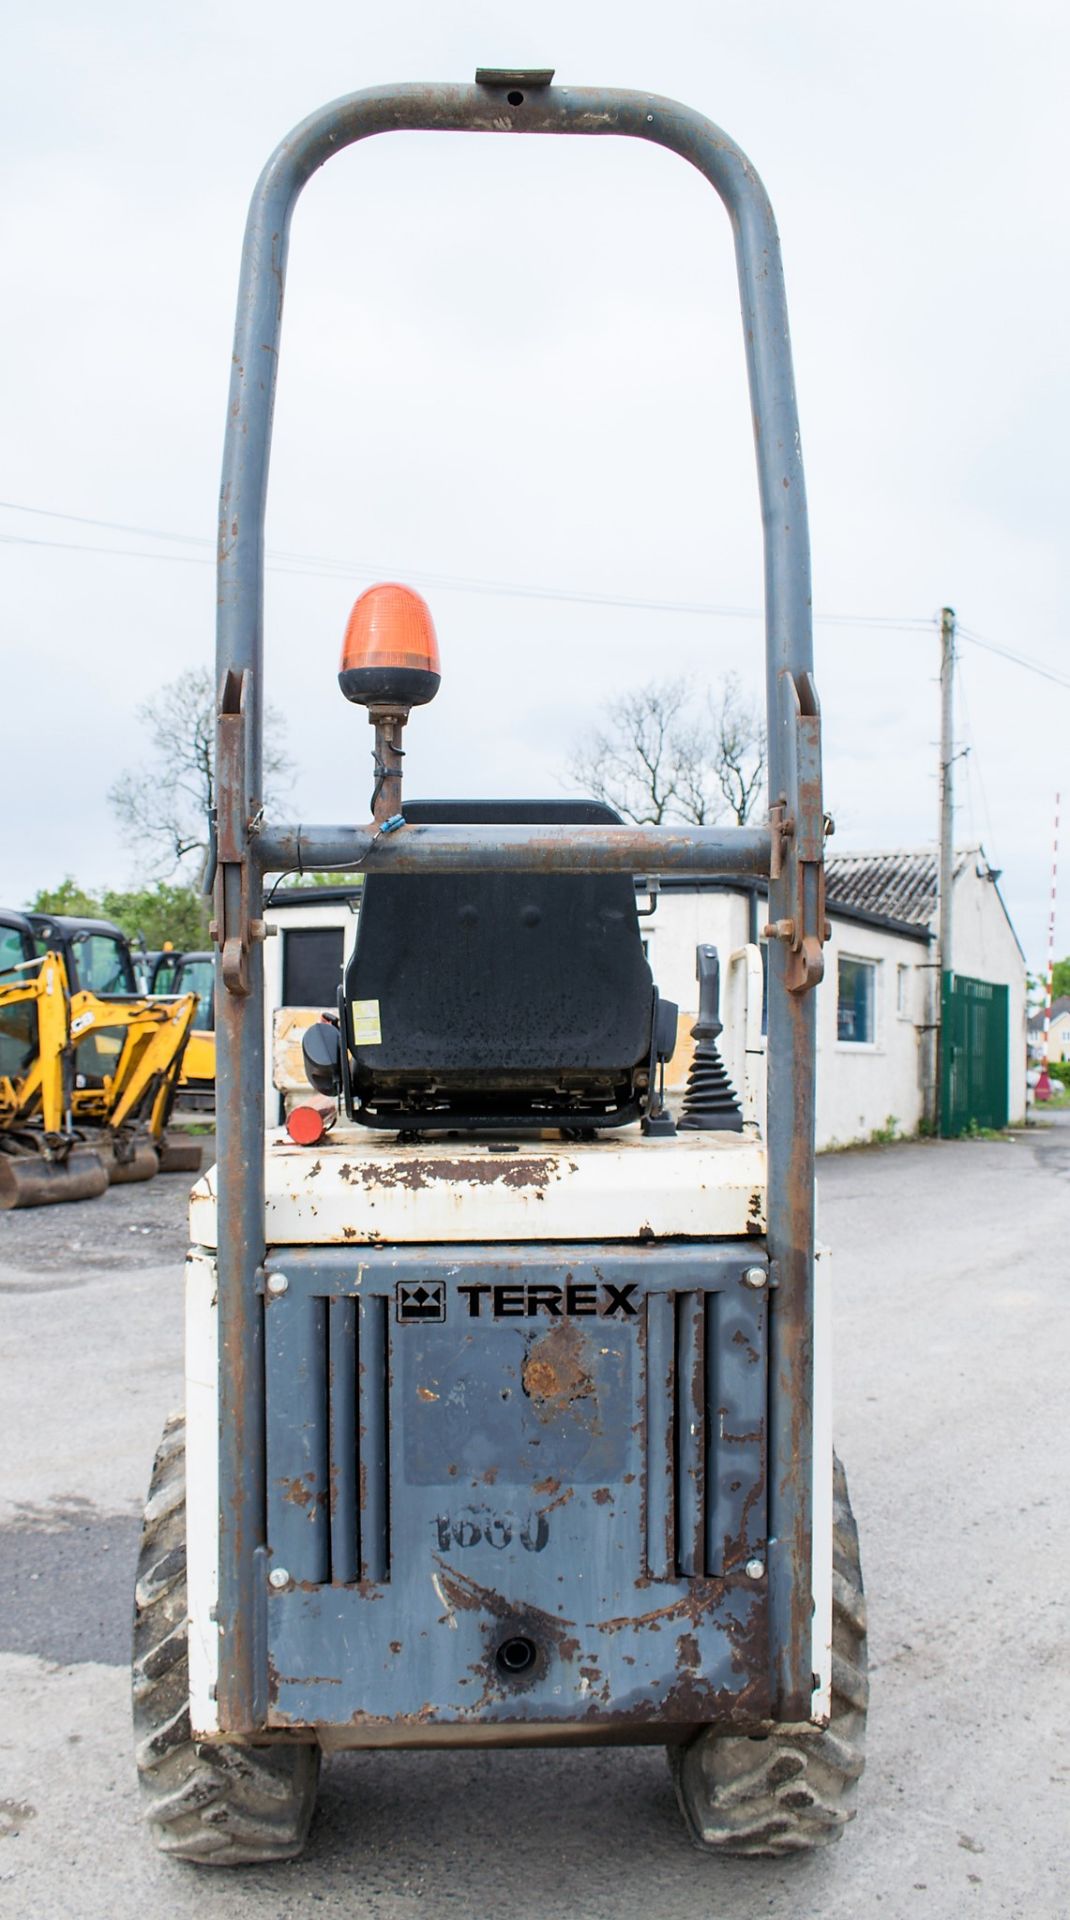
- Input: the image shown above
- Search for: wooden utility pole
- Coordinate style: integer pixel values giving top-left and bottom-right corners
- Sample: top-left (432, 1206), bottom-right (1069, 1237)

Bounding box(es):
top-left (928, 606), bottom-right (956, 1135)
top-left (938, 606), bottom-right (956, 982)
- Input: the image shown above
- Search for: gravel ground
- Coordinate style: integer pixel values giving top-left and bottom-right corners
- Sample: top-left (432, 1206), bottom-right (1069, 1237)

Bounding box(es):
top-left (0, 1135), bottom-right (210, 1277)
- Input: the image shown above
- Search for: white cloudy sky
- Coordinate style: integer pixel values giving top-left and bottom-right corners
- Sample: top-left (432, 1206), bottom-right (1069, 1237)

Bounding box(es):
top-left (3, 1), bottom-right (1067, 966)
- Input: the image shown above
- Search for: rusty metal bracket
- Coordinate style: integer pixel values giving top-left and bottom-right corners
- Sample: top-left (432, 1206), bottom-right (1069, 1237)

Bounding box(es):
top-left (765, 672), bottom-right (827, 996)
top-left (210, 669), bottom-right (261, 997)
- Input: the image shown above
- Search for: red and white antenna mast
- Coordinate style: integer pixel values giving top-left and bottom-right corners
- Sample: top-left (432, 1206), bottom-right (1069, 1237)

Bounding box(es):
top-left (1035, 791), bottom-right (1061, 1102)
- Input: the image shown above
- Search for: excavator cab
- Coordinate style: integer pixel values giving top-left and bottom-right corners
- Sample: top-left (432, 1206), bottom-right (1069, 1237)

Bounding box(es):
top-left (0, 910), bottom-right (40, 1087)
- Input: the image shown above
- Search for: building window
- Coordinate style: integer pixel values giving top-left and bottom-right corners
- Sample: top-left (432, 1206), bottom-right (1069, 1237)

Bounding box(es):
top-left (896, 963), bottom-right (910, 1020)
top-left (838, 956), bottom-right (876, 1044)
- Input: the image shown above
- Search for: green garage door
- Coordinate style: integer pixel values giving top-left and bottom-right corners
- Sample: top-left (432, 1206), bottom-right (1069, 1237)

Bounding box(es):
top-left (940, 972), bottom-right (1009, 1137)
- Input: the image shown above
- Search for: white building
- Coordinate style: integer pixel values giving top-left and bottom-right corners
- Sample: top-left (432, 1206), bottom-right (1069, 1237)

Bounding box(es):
top-left (642, 846), bottom-right (1026, 1147)
top-left (262, 842), bottom-right (1027, 1148)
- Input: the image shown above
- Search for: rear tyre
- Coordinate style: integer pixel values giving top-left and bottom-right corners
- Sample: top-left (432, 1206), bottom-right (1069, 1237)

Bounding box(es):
top-left (670, 1453), bottom-right (867, 1856)
top-left (132, 1414), bottom-right (320, 1865)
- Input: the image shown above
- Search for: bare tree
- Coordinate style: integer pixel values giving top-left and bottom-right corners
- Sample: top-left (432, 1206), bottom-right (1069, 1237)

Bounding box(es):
top-left (109, 667), bottom-right (293, 878)
top-left (708, 673), bottom-right (767, 826)
top-left (566, 673), bottom-right (766, 827)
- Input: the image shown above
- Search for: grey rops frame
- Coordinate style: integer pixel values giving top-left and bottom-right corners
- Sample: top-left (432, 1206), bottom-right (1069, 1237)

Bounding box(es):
top-left (212, 75), bottom-right (826, 1734)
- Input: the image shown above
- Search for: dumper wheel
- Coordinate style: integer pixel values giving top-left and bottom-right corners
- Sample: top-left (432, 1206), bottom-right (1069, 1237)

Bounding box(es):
top-left (670, 1453), bottom-right (867, 1856)
top-left (132, 1413), bottom-right (321, 1865)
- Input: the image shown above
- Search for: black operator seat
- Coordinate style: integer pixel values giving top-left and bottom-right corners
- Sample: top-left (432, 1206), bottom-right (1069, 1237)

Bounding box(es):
top-left (341, 800), bottom-right (661, 1130)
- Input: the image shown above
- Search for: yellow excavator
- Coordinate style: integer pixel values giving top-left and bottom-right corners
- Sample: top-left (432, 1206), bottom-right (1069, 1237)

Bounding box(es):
top-left (162, 950), bottom-right (216, 1106)
top-left (0, 912), bottom-right (201, 1208)
top-left (27, 918), bottom-right (217, 1109)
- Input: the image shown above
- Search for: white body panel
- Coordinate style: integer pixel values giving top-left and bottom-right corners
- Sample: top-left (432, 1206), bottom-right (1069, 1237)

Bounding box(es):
top-left (185, 1246), bottom-right (220, 1737)
top-left (188, 1125), bottom-right (768, 1250)
top-left (810, 1243), bottom-right (833, 1722)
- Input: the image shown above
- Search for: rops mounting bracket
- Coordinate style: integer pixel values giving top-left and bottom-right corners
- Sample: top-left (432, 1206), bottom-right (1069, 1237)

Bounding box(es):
top-left (210, 668), bottom-right (264, 996)
top-left (766, 671), bottom-right (828, 996)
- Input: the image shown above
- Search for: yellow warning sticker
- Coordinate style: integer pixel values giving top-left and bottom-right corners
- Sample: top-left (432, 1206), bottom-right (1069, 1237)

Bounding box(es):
top-left (351, 999), bottom-right (382, 1047)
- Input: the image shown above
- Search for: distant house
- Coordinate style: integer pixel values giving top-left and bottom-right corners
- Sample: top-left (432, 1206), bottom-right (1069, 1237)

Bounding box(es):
top-left (822, 846), bottom-right (1026, 1139)
top-left (259, 839), bottom-right (1027, 1147)
top-left (1028, 994), bottom-right (1070, 1064)
top-left (637, 844), bottom-right (1026, 1147)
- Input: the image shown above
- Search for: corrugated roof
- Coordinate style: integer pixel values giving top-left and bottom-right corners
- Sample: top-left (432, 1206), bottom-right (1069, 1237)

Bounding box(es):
top-left (824, 850), bottom-right (943, 930)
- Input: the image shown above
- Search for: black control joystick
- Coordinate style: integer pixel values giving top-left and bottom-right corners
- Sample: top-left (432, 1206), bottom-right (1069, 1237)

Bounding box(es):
top-left (677, 945), bottom-right (744, 1132)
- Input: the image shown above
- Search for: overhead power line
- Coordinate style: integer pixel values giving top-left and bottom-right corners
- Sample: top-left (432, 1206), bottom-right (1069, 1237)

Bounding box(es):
top-left (956, 622), bottom-right (1070, 693)
top-left (0, 497), bottom-right (931, 630)
top-left (1, 498), bottom-right (1066, 687)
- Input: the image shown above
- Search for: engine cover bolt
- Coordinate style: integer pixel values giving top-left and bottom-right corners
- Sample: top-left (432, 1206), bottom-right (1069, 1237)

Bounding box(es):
top-left (266, 1272), bottom-right (289, 1296)
top-left (268, 1567), bottom-right (290, 1590)
top-left (745, 1558), bottom-right (766, 1581)
top-left (741, 1266), bottom-right (767, 1290)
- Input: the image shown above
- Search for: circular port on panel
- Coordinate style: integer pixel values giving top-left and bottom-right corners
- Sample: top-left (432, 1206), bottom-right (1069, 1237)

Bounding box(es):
top-left (507, 89), bottom-right (524, 106)
top-left (496, 1634), bottom-right (537, 1679)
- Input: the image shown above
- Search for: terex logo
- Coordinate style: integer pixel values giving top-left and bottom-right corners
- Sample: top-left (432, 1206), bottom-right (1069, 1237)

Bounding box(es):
top-left (458, 1281), bottom-right (640, 1320)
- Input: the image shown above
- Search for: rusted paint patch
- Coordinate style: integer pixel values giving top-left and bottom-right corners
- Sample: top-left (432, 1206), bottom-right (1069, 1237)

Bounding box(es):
top-left (676, 1630), bottom-right (700, 1670)
top-left (280, 1474), bottom-right (317, 1511)
top-left (732, 1326), bottom-right (760, 1363)
top-left (522, 1320), bottom-right (593, 1412)
top-left (338, 1155), bottom-right (574, 1192)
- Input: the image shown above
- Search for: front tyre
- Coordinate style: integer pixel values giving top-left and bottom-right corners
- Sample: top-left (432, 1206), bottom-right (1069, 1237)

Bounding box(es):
top-left (670, 1453), bottom-right (867, 1857)
top-left (132, 1413), bottom-right (320, 1865)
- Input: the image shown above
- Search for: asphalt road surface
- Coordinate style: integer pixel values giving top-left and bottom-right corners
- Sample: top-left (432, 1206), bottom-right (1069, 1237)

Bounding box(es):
top-left (1, 1121), bottom-right (1067, 1919)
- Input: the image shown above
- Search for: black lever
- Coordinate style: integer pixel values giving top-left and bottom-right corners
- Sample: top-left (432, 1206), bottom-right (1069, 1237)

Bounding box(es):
top-left (677, 945), bottom-right (743, 1132)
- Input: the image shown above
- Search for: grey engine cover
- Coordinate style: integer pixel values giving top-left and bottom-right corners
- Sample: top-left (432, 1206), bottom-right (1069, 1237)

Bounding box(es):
top-left (263, 1240), bottom-right (769, 1742)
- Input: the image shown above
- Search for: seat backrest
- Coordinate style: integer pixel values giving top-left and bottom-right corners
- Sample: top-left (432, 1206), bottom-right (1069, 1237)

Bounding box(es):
top-left (343, 800), bottom-right (655, 1128)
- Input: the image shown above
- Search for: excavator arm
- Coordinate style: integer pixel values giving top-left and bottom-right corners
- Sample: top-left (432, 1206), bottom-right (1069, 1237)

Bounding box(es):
top-left (69, 992), bottom-right (198, 1139)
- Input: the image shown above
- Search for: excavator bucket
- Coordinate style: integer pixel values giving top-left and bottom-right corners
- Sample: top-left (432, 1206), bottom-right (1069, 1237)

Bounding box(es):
top-left (156, 1133), bottom-right (204, 1175)
top-left (95, 1136), bottom-right (160, 1186)
top-left (0, 1144), bottom-right (110, 1210)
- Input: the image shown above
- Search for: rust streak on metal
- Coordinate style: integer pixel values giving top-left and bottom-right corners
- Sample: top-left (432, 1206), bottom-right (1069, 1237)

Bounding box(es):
top-left (431, 1556), bottom-right (575, 1636)
top-left (537, 1486), bottom-right (575, 1518)
top-left (596, 1574), bottom-right (746, 1636)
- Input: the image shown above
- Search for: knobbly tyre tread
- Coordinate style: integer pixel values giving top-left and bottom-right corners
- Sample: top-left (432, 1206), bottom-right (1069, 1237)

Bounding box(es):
top-left (670, 1453), bottom-right (867, 1857)
top-left (132, 1414), bottom-right (320, 1865)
